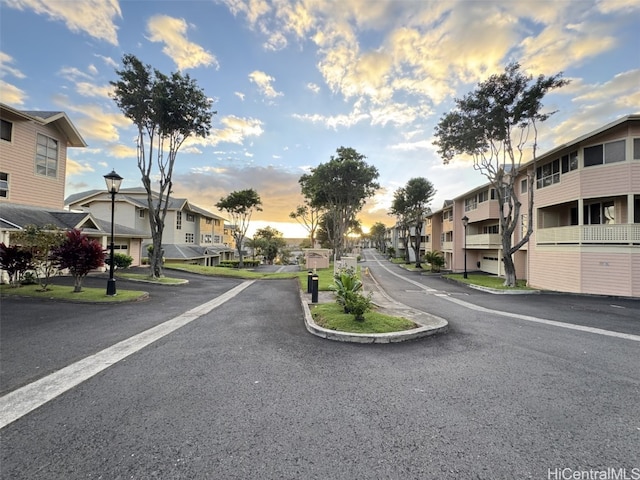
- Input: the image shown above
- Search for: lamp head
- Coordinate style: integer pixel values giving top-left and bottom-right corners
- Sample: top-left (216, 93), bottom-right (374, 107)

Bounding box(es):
top-left (104, 170), bottom-right (123, 194)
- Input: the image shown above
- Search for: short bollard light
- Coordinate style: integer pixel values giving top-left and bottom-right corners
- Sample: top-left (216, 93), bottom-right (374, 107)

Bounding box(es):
top-left (311, 274), bottom-right (319, 304)
top-left (307, 270), bottom-right (313, 293)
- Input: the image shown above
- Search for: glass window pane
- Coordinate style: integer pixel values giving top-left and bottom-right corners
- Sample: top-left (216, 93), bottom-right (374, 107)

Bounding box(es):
top-left (634, 139), bottom-right (640, 160)
top-left (584, 145), bottom-right (603, 167)
top-left (604, 140), bottom-right (625, 163)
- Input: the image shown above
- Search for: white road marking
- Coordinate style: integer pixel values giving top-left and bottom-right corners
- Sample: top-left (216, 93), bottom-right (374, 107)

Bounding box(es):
top-left (369, 253), bottom-right (640, 343)
top-left (0, 280), bottom-right (255, 430)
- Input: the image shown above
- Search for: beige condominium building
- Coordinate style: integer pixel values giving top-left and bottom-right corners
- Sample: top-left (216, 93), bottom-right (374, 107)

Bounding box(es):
top-left (401, 114), bottom-right (639, 298)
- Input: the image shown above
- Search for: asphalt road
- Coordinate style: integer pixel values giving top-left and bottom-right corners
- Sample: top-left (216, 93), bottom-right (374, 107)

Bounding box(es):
top-left (1, 261), bottom-right (638, 479)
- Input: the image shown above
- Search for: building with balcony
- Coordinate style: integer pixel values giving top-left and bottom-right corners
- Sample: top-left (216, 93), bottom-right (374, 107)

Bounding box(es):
top-left (385, 114), bottom-right (639, 297)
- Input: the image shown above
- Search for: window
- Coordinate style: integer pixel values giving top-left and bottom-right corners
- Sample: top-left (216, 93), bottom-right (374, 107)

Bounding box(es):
top-left (0, 172), bottom-right (8, 198)
top-left (443, 210), bottom-right (452, 221)
top-left (482, 225), bottom-right (499, 234)
top-left (584, 140), bottom-right (626, 167)
top-left (561, 151), bottom-right (578, 173)
top-left (202, 234), bottom-right (212, 243)
top-left (185, 233), bottom-right (195, 243)
top-left (176, 211), bottom-right (182, 230)
top-left (186, 213), bottom-right (195, 222)
top-left (536, 159), bottom-right (560, 188)
top-left (205, 218), bottom-right (212, 225)
top-left (464, 196), bottom-right (477, 212)
top-left (214, 235), bottom-right (221, 243)
top-left (521, 214), bottom-right (528, 237)
top-left (520, 179), bottom-right (528, 194)
top-left (35, 133), bottom-right (58, 178)
top-left (1, 119), bottom-right (12, 142)
top-left (634, 139), bottom-right (640, 160)
top-left (583, 202), bottom-right (615, 225)
top-left (139, 209), bottom-right (145, 218)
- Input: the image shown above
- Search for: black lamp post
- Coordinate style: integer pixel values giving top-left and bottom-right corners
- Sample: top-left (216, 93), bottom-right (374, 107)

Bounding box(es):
top-left (104, 170), bottom-right (123, 296)
top-left (461, 215), bottom-right (469, 279)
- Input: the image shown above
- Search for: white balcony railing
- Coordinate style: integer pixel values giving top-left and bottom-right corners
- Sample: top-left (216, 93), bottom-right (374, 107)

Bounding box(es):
top-left (536, 224), bottom-right (640, 245)
top-left (465, 233), bottom-right (502, 248)
top-left (442, 241), bottom-right (453, 251)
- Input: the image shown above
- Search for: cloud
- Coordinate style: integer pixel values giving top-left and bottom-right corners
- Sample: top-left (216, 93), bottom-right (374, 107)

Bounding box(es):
top-left (146, 14), bottom-right (219, 70)
top-left (94, 54), bottom-right (118, 68)
top-left (200, 115), bottom-right (264, 146)
top-left (0, 81), bottom-right (27, 105)
top-left (234, 91), bottom-right (245, 101)
top-left (248, 70), bottom-right (283, 98)
top-left (292, 111), bottom-right (369, 130)
top-left (306, 83), bottom-right (320, 94)
top-left (75, 82), bottom-right (113, 99)
top-left (52, 96), bottom-right (131, 143)
top-left (4, 0), bottom-right (121, 45)
top-left (171, 164), bottom-right (305, 226)
top-left (66, 158), bottom-right (95, 176)
top-left (0, 52), bottom-right (26, 79)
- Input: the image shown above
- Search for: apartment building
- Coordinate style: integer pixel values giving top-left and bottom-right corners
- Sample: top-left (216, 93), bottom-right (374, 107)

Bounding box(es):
top-left (66, 188), bottom-right (234, 266)
top-left (0, 103), bottom-right (149, 272)
top-left (388, 114), bottom-right (640, 297)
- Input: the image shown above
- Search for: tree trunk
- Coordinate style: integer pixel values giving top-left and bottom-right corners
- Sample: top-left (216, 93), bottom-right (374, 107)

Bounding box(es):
top-left (73, 275), bottom-right (83, 293)
top-left (502, 235), bottom-right (517, 287)
top-left (150, 236), bottom-right (163, 278)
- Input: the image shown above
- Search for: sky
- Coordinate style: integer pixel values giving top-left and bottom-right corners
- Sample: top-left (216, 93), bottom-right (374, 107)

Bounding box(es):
top-left (1, 0), bottom-right (639, 237)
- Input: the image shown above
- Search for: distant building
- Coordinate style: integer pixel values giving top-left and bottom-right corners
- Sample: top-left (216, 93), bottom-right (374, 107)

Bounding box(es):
top-left (66, 188), bottom-right (234, 266)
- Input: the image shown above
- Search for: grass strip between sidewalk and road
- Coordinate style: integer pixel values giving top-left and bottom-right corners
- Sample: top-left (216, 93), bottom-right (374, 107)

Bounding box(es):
top-left (443, 273), bottom-right (531, 290)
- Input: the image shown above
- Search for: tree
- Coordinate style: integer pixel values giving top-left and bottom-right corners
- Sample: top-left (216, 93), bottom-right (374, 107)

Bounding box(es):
top-left (403, 177), bottom-right (436, 268)
top-left (389, 188), bottom-right (411, 264)
top-left (215, 189), bottom-right (262, 268)
top-left (369, 222), bottom-right (387, 252)
top-left (425, 250), bottom-right (445, 273)
top-left (253, 226), bottom-right (286, 264)
top-left (111, 54), bottom-right (215, 278)
top-left (299, 147), bottom-right (379, 259)
top-left (11, 224), bottom-right (65, 290)
top-left (52, 229), bottom-right (105, 292)
top-left (289, 203), bottom-right (323, 248)
top-left (433, 62), bottom-right (568, 286)
top-left (0, 243), bottom-right (33, 286)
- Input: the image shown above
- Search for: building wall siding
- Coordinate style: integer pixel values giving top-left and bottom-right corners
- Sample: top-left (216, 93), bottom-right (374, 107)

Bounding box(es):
top-left (0, 119), bottom-right (68, 209)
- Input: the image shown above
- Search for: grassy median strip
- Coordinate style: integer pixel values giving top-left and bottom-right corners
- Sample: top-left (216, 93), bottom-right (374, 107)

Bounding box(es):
top-left (443, 273), bottom-right (531, 289)
top-left (0, 284), bottom-right (147, 302)
top-left (311, 302), bottom-right (417, 334)
top-left (116, 272), bottom-right (187, 284)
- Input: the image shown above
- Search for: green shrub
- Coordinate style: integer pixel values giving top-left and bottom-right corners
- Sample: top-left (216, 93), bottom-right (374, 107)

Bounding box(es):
top-left (331, 267), bottom-right (363, 312)
top-left (219, 260), bottom-right (260, 268)
top-left (425, 250), bottom-right (445, 272)
top-left (105, 253), bottom-right (133, 269)
top-left (343, 291), bottom-right (373, 321)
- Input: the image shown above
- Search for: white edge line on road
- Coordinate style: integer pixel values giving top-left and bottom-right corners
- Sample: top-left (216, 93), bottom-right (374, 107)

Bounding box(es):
top-left (0, 280), bottom-right (255, 430)
top-left (369, 253), bottom-right (640, 343)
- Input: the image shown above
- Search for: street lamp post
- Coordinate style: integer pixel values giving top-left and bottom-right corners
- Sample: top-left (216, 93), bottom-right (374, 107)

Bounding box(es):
top-left (461, 215), bottom-right (469, 279)
top-left (104, 170), bottom-right (123, 296)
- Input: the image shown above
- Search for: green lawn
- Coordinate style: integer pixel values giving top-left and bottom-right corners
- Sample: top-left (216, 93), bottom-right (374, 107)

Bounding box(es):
top-left (0, 283), bottom-right (147, 302)
top-left (310, 302), bottom-right (417, 334)
top-left (443, 273), bottom-right (531, 290)
top-left (116, 272), bottom-right (187, 284)
top-left (297, 267), bottom-right (337, 291)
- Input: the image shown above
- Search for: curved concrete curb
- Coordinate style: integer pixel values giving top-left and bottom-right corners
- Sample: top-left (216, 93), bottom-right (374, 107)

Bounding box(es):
top-left (300, 272), bottom-right (449, 343)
